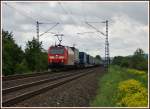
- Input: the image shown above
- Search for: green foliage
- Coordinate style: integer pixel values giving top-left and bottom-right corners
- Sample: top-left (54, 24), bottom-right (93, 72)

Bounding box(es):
top-left (131, 53), bottom-right (148, 71)
top-left (112, 56), bottom-right (124, 65)
top-left (25, 37), bottom-right (47, 72)
top-left (95, 55), bottom-right (101, 61)
top-left (2, 30), bottom-right (48, 76)
top-left (127, 69), bottom-right (148, 88)
top-left (112, 56), bottom-right (131, 68)
top-left (2, 30), bottom-right (24, 75)
top-left (91, 66), bottom-right (128, 107)
top-left (40, 52), bottom-right (48, 70)
top-left (14, 59), bottom-right (29, 74)
top-left (127, 69), bottom-right (146, 75)
top-left (134, 48), bottom-right (144, 55)
top-left (91, 66), bottom-right (148, 107)
top-left (112, 48), bottom-right (148, 71)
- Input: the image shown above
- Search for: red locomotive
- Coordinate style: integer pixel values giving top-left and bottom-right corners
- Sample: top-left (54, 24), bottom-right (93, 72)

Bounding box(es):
top-left (48, 45), bottom-right (79, 68)
top-left (48, 44), bottom-right (102, 69)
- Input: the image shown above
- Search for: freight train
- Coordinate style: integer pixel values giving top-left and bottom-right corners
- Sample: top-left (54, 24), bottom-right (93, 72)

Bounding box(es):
top-left (48, 45), bottom-right (101, 68)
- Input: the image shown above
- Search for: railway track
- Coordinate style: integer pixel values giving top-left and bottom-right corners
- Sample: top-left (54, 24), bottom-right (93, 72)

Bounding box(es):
top-left (2, 68), bottom-right (96, 107)
top-left (3, 70), bottom-right (77, 89)
top-left (2, 68), bottom-right (74, 81)
top-left (3, 66), bottom-right (95, 82)
top-left (2, 71), bottom-right (51, 81)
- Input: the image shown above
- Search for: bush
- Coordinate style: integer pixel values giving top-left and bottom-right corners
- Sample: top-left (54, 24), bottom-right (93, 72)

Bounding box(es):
top-left (90, 66), bottom-right (148, 107)
top-left (127, 69), bottom-right (148, 87)
top-left (117, 79), bottom-right (148, 107)
top-left (130, 54), bottom-right (148, 71)
top-left (120, 92), bottom-right (148, 107)
top-left (14, 59), bottom-right (29, 74)
top-left (112, 48), bottom-right (148, 71)
top-left (127, 69), bottom-right (146, 75)
top-left (91, 66), bottom-right (128, 107)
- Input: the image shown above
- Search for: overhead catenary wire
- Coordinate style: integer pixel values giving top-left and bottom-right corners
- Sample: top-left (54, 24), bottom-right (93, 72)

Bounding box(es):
top-left (85, 22), bottom-right (106, 36)
top-left (58, 2), bottom-right (82, 33)
top-left (59, 2), bottom-right (106, 59)
top-left (5, 2), bottom-right (109, 62)
top-left (57, 2), bottom-right (86, 47)
top-left (39, 23), bottom-right (59, 37)
top-left (58, 2), bottom-right (77, 25)
top-left (85, 19), bottom-right (110, 70)
top-left (4, 3), bottom-right (36, 22)
top-left (4, 3), bottom-right (60, 40)
top-left (77, 31), bottom-right (97, 35)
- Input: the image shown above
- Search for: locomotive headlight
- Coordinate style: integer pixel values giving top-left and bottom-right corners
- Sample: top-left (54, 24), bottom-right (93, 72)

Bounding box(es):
top-left (59, 56), bottom-right (64, 59)
top-left (49, 56), bottom-right (54, 59)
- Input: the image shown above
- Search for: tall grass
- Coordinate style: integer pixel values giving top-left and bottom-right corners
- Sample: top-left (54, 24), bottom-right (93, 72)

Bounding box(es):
top-left (90, 65), bottom-right (148, 107)
top-left (91, 66), bottom-right (128, 106)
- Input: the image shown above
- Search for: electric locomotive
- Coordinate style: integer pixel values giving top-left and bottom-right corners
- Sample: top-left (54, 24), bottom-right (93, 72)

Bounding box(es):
top-left (48, 45), bottom-right (79, 68)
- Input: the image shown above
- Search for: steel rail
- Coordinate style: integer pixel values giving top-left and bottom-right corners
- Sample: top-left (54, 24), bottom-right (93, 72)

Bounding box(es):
top-left (2, 70), bottom-right (83, 94)
top-left (2, 69), bottom-right (95, 107)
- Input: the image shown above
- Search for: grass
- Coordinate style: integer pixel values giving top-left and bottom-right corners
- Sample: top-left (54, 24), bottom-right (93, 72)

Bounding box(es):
top-left (90, 65), bottom-right (148, 107)
top-left (91, 66), bottom-right (128, 107)
top-left (127, 69), bottom-right (148, 88)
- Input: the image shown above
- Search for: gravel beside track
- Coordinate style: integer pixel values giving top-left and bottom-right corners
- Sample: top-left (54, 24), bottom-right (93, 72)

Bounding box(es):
top-left (11, 67), bottom-right (105, 107)
top-left (3, 69), bottom-right (91, 102)
top-left (2, 70), bottom-right (79, 89)
top-left (2, 71), bottom-right (51, 81)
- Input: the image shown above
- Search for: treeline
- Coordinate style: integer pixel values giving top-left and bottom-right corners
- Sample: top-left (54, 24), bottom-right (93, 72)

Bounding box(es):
top-left (112, 48), bottom-right (148, 71)
top-left (2, 30), bottom-right (48, 76)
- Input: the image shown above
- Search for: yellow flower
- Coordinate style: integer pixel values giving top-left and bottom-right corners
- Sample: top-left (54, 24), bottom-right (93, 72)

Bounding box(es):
top-left (121, 92), bottom-right (148, 107)
top-left (118, 79), bottom-right (143, 94)
top-left (127, 69), bottom-right (146, 75)
top-left (117, 79), bottom-right (148, 107)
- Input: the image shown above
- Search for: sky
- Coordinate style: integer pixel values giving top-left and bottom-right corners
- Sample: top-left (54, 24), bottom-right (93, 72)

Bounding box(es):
top-left (2, 1), bottom-right (149, 57)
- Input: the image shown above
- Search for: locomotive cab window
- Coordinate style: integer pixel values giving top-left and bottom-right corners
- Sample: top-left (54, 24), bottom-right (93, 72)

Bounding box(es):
top-left (49, 48), bottom-right (64, 54)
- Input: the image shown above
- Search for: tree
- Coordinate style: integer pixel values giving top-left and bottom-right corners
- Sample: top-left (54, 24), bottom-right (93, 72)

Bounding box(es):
top-left (130, 48), bottom-right (147, 70)
top-left (120, 56), bottom-right (131, 68)
top-left (25, 38), bottom-right (47, 71)
top-left (112, 56), bottom-right (124, 66)
top-left (112, 48), bottom-right (148, 71)
top-left (14, 59), bottom-right (29, 74)
top-left (2, 30), bottom-right (25, 75)
top-left (134, 48), bottom-right (144, 56)
top-left (95, 55), bottom-right (101, 61)
top-left (2, 30), bottom-right (48, 75)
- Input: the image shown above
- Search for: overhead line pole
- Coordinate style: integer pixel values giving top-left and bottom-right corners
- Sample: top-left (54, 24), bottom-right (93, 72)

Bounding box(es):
top-left (36, 21), bottom-right (59, 43)
top-left (36, 21), bottom-right (40, 42)
top-left (105, 20), bottom-right (110, 71)
top-left (85, 20), bottom-right (110, 71)
top-left (4, 3), bottom-right (58, 43)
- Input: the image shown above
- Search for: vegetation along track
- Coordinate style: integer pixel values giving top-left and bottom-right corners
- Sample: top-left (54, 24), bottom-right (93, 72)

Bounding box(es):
top-left (2, 68), bottom-right (97, 107)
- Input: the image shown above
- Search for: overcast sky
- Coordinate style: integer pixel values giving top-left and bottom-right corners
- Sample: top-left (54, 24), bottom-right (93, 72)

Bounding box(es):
top-left (2, 1), bottom-right (149, 57)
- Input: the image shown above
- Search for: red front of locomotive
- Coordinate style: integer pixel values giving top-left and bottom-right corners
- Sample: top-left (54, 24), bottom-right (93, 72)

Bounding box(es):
top-left (48, 46), bottom-right (67, 68)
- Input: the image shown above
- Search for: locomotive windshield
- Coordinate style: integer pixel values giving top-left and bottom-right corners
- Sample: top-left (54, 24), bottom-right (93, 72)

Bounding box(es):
top-left (49, 48), bottom-right (64, 54)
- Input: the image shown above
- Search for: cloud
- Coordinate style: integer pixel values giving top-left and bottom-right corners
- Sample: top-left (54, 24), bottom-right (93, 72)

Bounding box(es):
top-left (2, 1), bottom-right (148, 57)
top-left (109, 14), bottom-right (148, 56)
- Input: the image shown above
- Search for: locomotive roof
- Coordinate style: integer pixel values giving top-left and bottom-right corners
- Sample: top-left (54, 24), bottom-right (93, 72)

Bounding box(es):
top-left (50, 45), bottom-right (78, 50)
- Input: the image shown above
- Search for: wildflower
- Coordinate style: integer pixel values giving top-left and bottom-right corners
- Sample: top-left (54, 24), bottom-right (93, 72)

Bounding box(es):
top-left (117, 79), bottom-right (148, 107)
top-left (127, 69), bottom-right (145, 75)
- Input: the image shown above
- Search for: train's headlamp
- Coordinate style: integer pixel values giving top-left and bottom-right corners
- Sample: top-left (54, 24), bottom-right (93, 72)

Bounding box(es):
top-left (59, 56), bottom-right (64, 59)
top-left (49, 56), bottom-right (54, 59)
